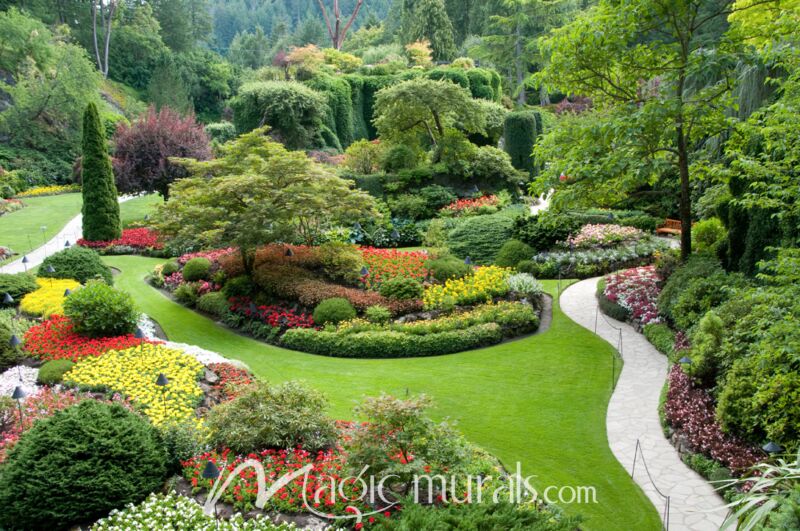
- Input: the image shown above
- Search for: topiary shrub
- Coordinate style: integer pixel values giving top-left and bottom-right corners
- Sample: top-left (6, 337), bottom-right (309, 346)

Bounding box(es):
top-left (494, 239), bottom-right (534, 267)
top-left (182, 257), bottom-right (211, 281)
top-left (206, 381), bottom-right (337, 453)
top-left (0, 273), bottom-right (38, 303)
top-left (39, 246), bottom-right (113, 284)
top-left (81, 102), bottom-right (121, 242)
top-left (63, 281), bottom-right (138, 338)
top-left (197, 291), bottom-right (230, 317)
top-left (446, 213), bottom-right (515, 265)
top-left (427, 256), bottom-right (472, 282)
top-left (313, 297), bottom-right (356, 325)
top-left (160, 260), bottom-right (180, 277)
top-left (0, 401), bottom-right (168, 530)
top-left (174, 283), bottom-right (198, 307)
top-left (204, 121), bottom-right (237, 144)
top-left (503, 110), bottom-right (541, 176)
top-left (365, 305), bottom-right (392, 324)
top-left (36, 359), bottom-right (75, 385)
top-left (378, 276), bottom-right (423, 301)
top-left (692, 217), bottom-right (727, 254)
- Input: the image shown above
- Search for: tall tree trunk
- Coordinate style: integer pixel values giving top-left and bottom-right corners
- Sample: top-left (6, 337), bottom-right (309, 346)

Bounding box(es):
top-left (677, 128), bottom-right (692, 261)
top-left (515, 19), bottom-right (526, 105)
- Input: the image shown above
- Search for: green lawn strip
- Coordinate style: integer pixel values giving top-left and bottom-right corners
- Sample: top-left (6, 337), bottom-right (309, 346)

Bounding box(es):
top-left (120, 194), bottom-right (163, 227)
top-left (105, 255), bottom-right (661, 531)
top-left (0, 194), bottom-right (83, 263)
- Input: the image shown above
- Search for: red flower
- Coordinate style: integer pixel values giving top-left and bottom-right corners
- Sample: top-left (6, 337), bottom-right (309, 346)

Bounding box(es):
top-left (78, 228), bottom-right (164, 250)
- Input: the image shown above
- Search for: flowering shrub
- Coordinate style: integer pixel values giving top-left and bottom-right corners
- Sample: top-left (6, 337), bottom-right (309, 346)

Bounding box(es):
top-left (182, 448), bottom-right (375, 518)
top-left (19, 278), bottom-right (81, 317)
top-left (23, 315), bottom-right (153, 362)
top-left (0, 246), bottom-right (12, 261)
top-left (527, 239), bottom-right (669, 279)
top-left (92, 492), bottom-right (297, 530)
top-left (64, 344), bottom-right (204, 427)
top-left (0, 388), bottom-right (131, 462)
top-left (286, 278), bottom-right (422, 314)
top-left (77, 228), bottom-right (164, 250)
top-left (178, 248), bottom-right (236, 265)
top-left (228, 297), bottom-right (315, 330)
top-left (566, 224), bottom-right (644, 249)
top-left (16, 184), bottom-right (80, 197)
top-left (423, 266), bottom-right (511, 310)
top-left (0, 198), bottom-right (24, 216)
top-left (664, 365), bottom-right (762, 472)
top-left (440, 195), bottom-right (500, 217)
top-left (603, 266), bottom-right (661, 325)
top-left (196, 280), bottom-right (220, 296)
top-left (207, 363), bottom-right (252, 401)
top-left (360, 247), bottom-right (429, 287)
top-left (163, 271), bottom-right (184, 291)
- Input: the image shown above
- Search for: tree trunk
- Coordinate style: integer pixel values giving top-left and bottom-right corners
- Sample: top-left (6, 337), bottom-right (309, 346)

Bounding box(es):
top-left (241, 247), bottom-right (255, 275)
top-left (676, 124), bottom-right (692, 261)
top-left (515, 20), bottom-right (526, 105)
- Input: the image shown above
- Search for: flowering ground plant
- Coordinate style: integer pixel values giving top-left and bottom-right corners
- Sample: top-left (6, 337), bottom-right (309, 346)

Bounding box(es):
top-left (19, 278), bottom-right (81, 317)
top-left (423, 266), bottom-right (511, 310)
top-left (359, 247), bottom-right (429, 288)
top-left (439, 195), bottom-right (500, 217)
top-left (0, 198), bottom-right (24, 216)
top-left (164, 271), bottom-right (184, 291)
top-left (78, 228), bottom-right (164, 251)
top-left (16, 184), bottom-right (80, 197)
top-left (179, 247), bottom-right (237, 265)
top-left (23, 314), bottom-right (154, 362)
top-left (229, 297), bottom-right (315, 330)
top-left (64, 344), bottom-right (204, 427)
top-left (207, 363), bottom-right (253, 401)
top-left (566, 224), bottom-right (644, 249)
top-left (603, 266), bottom-right (661, 325)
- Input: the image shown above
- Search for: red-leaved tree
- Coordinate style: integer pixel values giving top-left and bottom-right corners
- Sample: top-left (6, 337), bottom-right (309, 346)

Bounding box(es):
top-left (113, 106), bottom-right (212, 200)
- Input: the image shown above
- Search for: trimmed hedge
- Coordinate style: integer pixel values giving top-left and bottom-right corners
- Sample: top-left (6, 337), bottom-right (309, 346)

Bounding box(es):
top-left (281, 322), bottom-right (503, 358)
top-left (504, 110), bottom-right (541, 176)
top-left (446, 213), bottom-right (515, 265)
top-left (39, 246), bottom-right (113, 284)
top-left (37, 359), bottom-right (75, 385)
top-left (305, 74), bottom-right (354, 148)
top-left (0, 273), bottom-right (38, 302)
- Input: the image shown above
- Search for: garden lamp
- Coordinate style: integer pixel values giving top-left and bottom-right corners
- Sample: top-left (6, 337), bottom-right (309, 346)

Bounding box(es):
top-left (464, 256), bottom-right (472, 266)
top-left (679, 356), bottom-right (692, 365)
top-left (285, 247), bottom-right (294, 257)
top-left (22, 255), bottom-right (28, 272)
top-left (134, 328), bottom-right (146, 351)
top-left (3, 293), bottom-right (12, 305)
top-left (391, 228), bottom-right (400, 240)
top-left (763, 441), bottom-right (783, 455)
top-left (12, 385), bottom-right (26, 430)
top-left (470, 184), bottom-right (479, 195)
top-left (155, 373), bottom-right (169, 420)
top-left (360, 266), bottom-right (369, 277)
top-left (249, 302), bottom-right (258, 315)
top-left (44, 264), bottom-right (55, 287)
top-left (352, 222), bottom-right (362, 232)
top-left (202, 460), bottom-right (221, 522)
top-left (64, 289), bottom-right (72, 297)
top-left (40, 226), bottom-right (47, 245)
top-left (64, 240), bottom-right (71, 248)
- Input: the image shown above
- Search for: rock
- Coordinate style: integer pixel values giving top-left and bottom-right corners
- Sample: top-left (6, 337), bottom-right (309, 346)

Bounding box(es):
top-left (204, 368), bottom-right (220, 384)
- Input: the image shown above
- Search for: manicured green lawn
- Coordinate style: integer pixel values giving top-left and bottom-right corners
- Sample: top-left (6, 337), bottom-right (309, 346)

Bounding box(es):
top-left (0, 193), bottom-right (83, 263)
top-left (120, 194), bottom-right (163, 227)
top-left (105, 255), bottom-right (661, 531)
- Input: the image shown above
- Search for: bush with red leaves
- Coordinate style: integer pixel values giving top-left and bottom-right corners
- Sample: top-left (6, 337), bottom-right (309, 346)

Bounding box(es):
top-left (78, 228), bottom-right (164, 250)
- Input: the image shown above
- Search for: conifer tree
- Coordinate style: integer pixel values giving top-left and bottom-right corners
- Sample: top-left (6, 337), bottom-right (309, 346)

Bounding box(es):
top-left (406, 0), bottom-right (456, 61)
top-left (81, 102), bottom-right (121, 241)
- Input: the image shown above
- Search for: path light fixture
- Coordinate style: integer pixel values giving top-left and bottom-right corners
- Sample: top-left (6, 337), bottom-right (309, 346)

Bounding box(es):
top-left (9, 334), bottom-right (23, 381)
top-left (44, 264), bottom-right (55, 287)
top-left (202, 460), bottom-right (222, 523)
top-left (352, 222), bottom-right (362, 232)
top-left (22, 255), bottom-right (29, 272)
top-left (12, 386), bottom-right (26, 430)
top-left (3, 293), bottom-right (12, 305)
top-left (763, 441), bottom-right (783, 455)
top-left (155, 373), bottom-right (169, 419)
top-left (64, 289), bottom-right (72, 297)
top-left (249, 302), bottom-right (258, 315)
top-left (134, 327), bottom-right (146, 352)
top-left (470, 184), bottom-right (480, 195)
top-left (360, 266), bottom-right (369, 277)
top-left (464, 256), bottom-right (472, 266)
top-left (285, 247), bottom-right (294, 257)
top-left (391, 228), bottom-right (400, 240)
top-left (40, 226), bottom-right (47, 245)
top-left (64, 240), bottom-right (71, 248)
top-left (678, 356), bottom-right (692, 365)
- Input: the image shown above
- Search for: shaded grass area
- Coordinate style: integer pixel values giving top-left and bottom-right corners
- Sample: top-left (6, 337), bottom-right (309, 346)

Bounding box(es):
top-left (105, 255), bottom-right (660, 531)
top-left (0, 194), bottom-right (83, 263)
top-left (120, 194), bottom-right (163, 227)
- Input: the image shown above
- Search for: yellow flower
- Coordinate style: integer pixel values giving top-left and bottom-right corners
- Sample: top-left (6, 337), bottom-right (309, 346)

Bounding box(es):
top-left (19, 278), bottom-right (81, 317)
top-left (64, 344), bottom-right (205, 427)
top-left (423, 266), bottom-right (511, 310)
top-left (16, 184), bottom-right (80, 197)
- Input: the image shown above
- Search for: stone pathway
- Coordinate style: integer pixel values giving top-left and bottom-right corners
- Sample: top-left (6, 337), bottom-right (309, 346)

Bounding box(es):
top-left (0, 196), bottom-right (135, 275)
top-left (560, 278), bottom-right (728, 531)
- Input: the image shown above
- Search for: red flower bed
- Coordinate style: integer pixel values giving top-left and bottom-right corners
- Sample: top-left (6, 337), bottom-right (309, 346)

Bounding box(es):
top-left (229, 297), bottom-right (315, 329)
top-left (178, 247), bottom-right (237, 265)
top-left (23, 315), bottom-right (154, 362)
top-left (664, 365), bottom-right (762, 472)
top-left (78, 228), bottom-right (164, 250)
top-left (287, 279), bottom-right (422, 314)
top-left (360, 247), bottom-right (429, 288)
top-left (207, 363), bottom-right (253, 401)
top-left (603, 266), bottom-right (661, 325)
top-left (440, 195), bottom-right (499, 216)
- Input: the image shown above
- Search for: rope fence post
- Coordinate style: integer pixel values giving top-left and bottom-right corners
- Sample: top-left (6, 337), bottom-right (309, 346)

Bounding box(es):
top-left (631, 439), bottom-right (671, 530)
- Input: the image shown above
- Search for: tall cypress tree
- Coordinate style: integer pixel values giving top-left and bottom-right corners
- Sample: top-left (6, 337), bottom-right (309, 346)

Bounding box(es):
top-left (81, 102), bottom-right (121, 241)
top-left (406, 0), bottom-right (457, 61)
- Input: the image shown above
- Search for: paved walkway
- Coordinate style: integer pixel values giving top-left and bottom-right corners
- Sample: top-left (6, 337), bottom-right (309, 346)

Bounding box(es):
top-left (560, 278), bottom-right (728, 531)
top-left (0, 196), bottom-right (134, 275)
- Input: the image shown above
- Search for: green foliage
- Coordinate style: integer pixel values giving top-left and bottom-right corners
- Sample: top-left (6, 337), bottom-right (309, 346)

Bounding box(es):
top-left (657, 255), bottom-right (724, 324)
top-left (205, 122), bottom-right (237, 145)
top-left (305, 74), bottom-right (355, 148)
top-left (174, 283), bottom-right (199, 307)
top-left (0, 401), bottom-right (168, 530)
top-left (405, 0), bottom-right (457, 61)
top-left (447, 213), bottom-right (515, 265)
top-left (470, 146), bottom-right (524, 188)
top-left (159, 421), bottom-right (208, 473)
top-left (504, 110), bottom-right (542, 176)
top-left (197, 292), bottom-right (230, 317)
top-left (426, 67), bottom-right (470, 89)
top-left (643, 323), bottom-right (675, 356)
top-left (36, 359), bottom-right (75, 386)
top-left (0, 319), bottom-right (22, 371)
top-left (670, 272), bottom-right (748, 331)
top-left (39, 246), bottom-right (113, 284)
top-left (379, 276), bottom-right (423, 301)
top-left (222, 276), bottom-right (254, 298)
top-left (387, 194), bottom-right (429, 220)
top-left (63, 281), bottom-right (139, 338)
top-left (230, 81), bottom-right (328, 150)
top-left (596, 279), bottom-right (630, 321)
top-left (147, 57), bottom-right (193, 115)
top-left (427, 256), bottom-right (473, 282)
top-left (495, 239), bottom-right (534, 267)
top-left (0, 273), bottom-right (38, 302)
top-left (344, 139), bottom-right (384, 174)
top-left (182, 257), bottom-right (212, 281)
top-left (685, 311), bottom-right (724, 384)
top-left (81, 102), bottom-right (121, 241)
top-left (512, 212), bottom-right (581, 252)
top-left (161, 261), bottom-right (180, 277)
top-left (506, 273), bottom-right (544, 299)
top-left (313, 298), bottom-right (357, 325)
top-left (206, 381), bottom-right (338, 453)
top-left (365, 305), bottom-right (392, 324)
top-left (318, 242), bottom-right (363, 284)
top-left (382, 144), bottom-right (418, 172)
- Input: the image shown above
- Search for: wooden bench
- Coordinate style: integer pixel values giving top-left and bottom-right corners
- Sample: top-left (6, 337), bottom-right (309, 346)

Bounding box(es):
top-left (656, 218), bottom-right (682, 236)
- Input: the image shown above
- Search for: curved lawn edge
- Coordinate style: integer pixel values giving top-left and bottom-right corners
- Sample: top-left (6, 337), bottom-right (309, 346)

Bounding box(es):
top-left (105, 255), bottom-right (662, 531)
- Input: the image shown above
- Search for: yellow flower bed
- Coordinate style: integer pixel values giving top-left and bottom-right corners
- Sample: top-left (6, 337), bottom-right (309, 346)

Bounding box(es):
top-left (19, 278), bottom-right (81, 317)
top-left (64, 344), bottom-right (205, 428)
top-left (16, 184), bottom-right (80, 197)
top-left (423, 265), bottom-right (511, 310)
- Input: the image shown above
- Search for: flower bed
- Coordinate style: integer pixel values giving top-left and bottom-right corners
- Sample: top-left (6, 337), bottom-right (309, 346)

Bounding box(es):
top-left (64, 344), bottom-right (204, 427)
top-left (602, 266), bottom-right (661, 325)
top-left (566, 223), bottom-right (644, 249)
top-left (664, 365), bottom-right (762, 472)
top-left (360, 247), bottom-right (429, 287)
top-left (207, 363), bottom-right (253, 401)
top-left (19, 278), bottom-right (81, 317)
top-left (423, 266), bottom-right (511, 310)
top-left (440, 195), bottom-right (500, 217)
top-left (526, 239), bottom-right (669, 279)
top-left (178, 247), bottom-right (237, 265)
top-left (77, 228), bottom-right (164, 252)
top-left (228, 298), bottom-right (315, 329)
top-left (23, 315), bottom-right (152, 362)
top-left (0, 246), bottom-right (12, 261)
top-left (0, 198), bottom-right (24, 216)
top-left (15, 184), bottom-right (80, 197)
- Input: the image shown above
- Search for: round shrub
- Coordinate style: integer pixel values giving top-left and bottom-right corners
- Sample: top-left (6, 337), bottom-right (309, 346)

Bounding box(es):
top-left (174, 283), bottom-right (199, 307)
top-left (318, 242), bottom-right (363, 284)
top-left (517, 260), bottom-right (558, 279)
top-left (506, 273), bottom-right (543, 299)
top-left (160, 260), bottom-right (180, 277)
top-left (222, 275), bottom-right (254, 298)
top-left (0, 401), bottom-right (168, 530)
top-left (63, 281), bottom-right (138, 338)
top-left (197, 291), bottom-right (230, 317)
top-left (428, 257), bottom-right (472, 282)
top-left (206, 381), bottom-right (337, 453)
top-left (494, 239), bottom-right (534, 267)
top-left (36, 359), bottom-right (75, 385)
top-left (446, 213), bottom-right (515, 265)
top-left (379, 276), bottom-right (423, 301)
top-left (692, 217), bottom-right (726, 253)
top-left (365, 305), bottom-right (392, 324)
top-left (182, 257), bottom-right (211, 281)
top-left (39, 246), bottom-right (113, 284)
top-left (313, 297), bottom-right (356, 325)
top-left (0, 320), bottom-right (22, 371)
top-left (0, 273), bottom-right (38, 302)
top-left (382, 144), bottom-right (418, 172)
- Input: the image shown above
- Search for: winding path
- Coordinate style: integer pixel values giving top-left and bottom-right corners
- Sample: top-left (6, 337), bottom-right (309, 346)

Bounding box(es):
top-left (560, 278), bottom-right (728, 531)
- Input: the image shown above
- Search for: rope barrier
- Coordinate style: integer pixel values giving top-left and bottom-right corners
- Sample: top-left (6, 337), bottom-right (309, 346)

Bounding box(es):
top-left (631, 439), bottom-right (671, 530)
